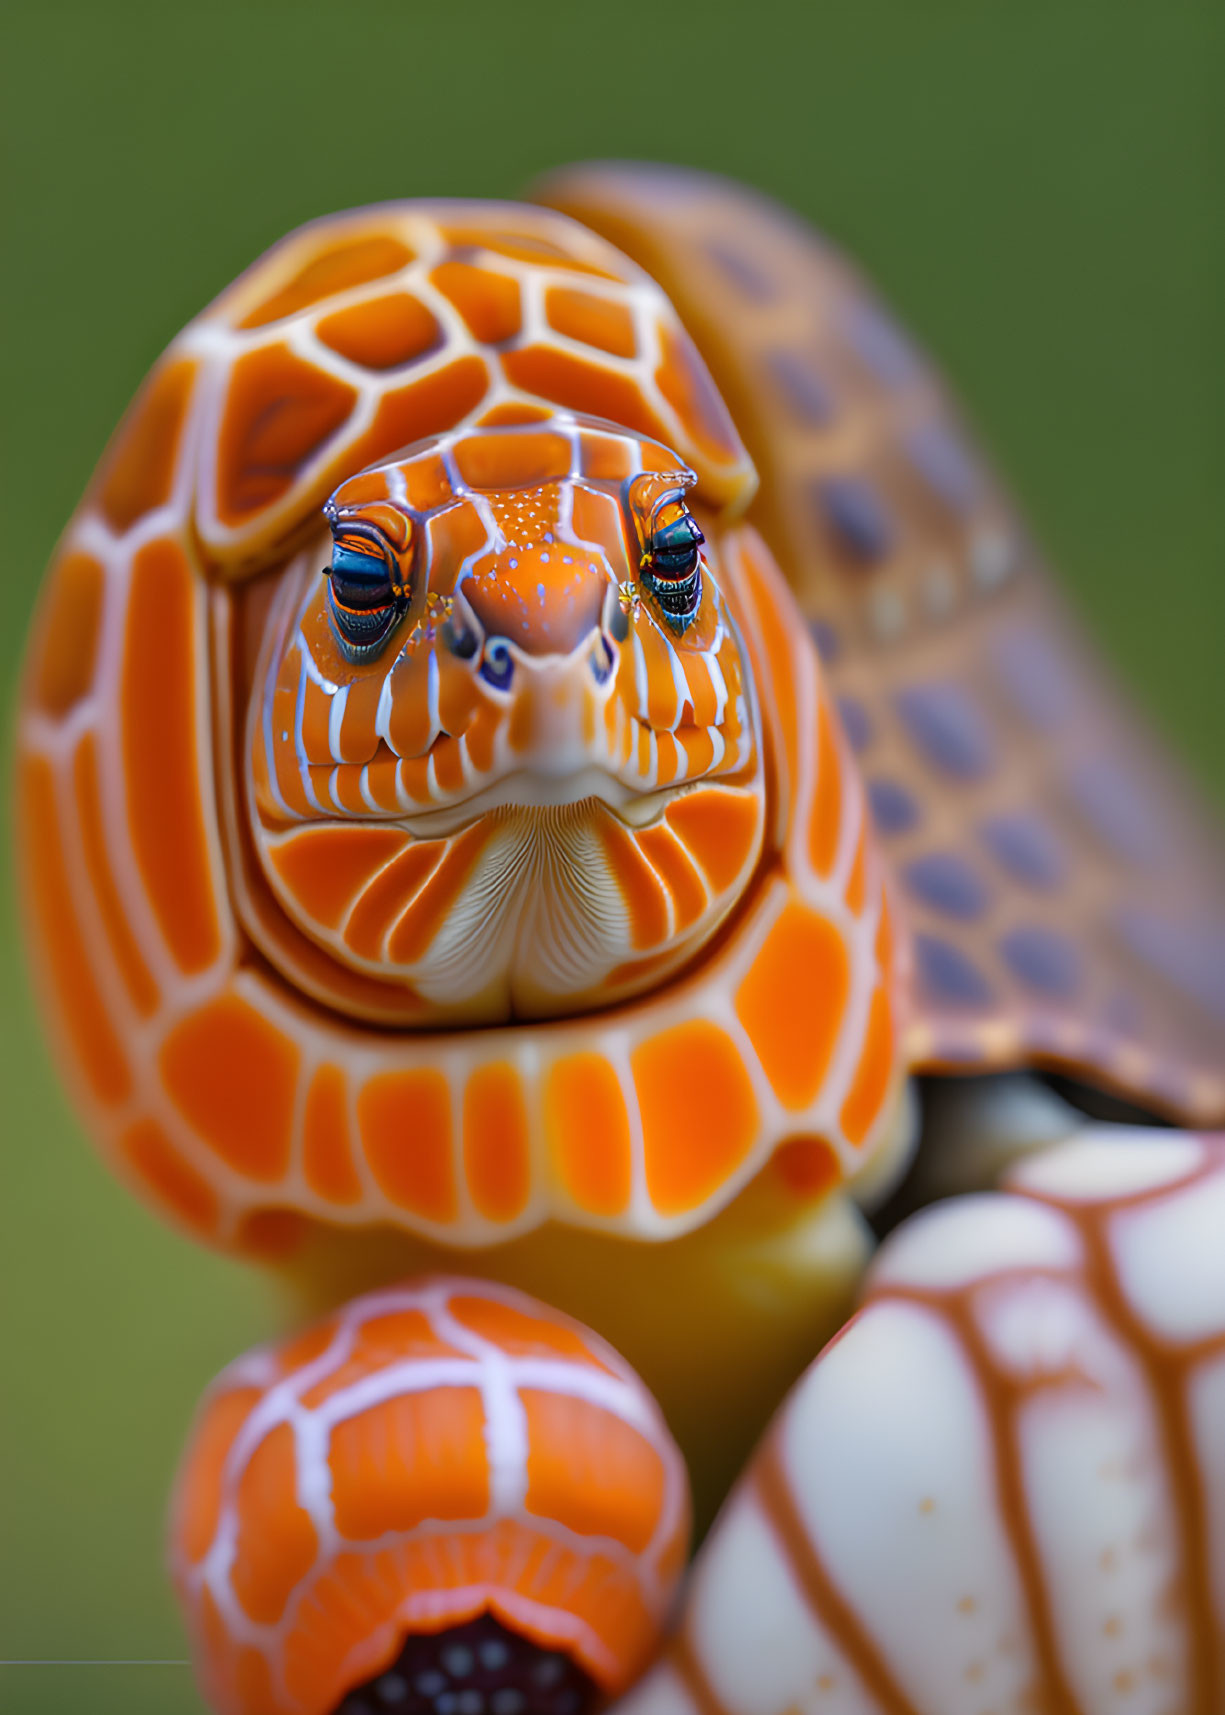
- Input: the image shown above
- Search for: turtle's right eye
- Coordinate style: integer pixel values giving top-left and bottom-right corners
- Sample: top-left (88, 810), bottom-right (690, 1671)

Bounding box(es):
top-left (324, 536), bottom-right (410, 663)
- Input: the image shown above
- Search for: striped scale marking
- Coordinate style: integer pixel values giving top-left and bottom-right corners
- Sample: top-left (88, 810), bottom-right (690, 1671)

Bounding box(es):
top-left (17, 200), bottom-right (905, 1255)
top-left (169, 1275), bottom-right (690, 1715)
top-left (621, 1129), bottom-right (1225, 1715)
top-left (244, 417), bottom-right (763, 1024)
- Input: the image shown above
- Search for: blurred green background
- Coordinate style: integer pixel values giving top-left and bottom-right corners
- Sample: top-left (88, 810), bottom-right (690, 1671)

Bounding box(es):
top-left (1, 2), bottom-right (1221, 1710)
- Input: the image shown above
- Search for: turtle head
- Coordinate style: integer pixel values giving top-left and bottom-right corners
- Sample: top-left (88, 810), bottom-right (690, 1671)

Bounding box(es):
top-left (247, 417), bottom-right (765, 1023)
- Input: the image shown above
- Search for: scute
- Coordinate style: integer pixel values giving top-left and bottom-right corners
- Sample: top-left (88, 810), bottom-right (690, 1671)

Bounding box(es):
top-left (535, 161), bottom-right (1225, 1126)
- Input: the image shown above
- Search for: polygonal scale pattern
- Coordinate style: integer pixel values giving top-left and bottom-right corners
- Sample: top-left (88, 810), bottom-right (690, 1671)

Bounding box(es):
top-left (169, 1276), bottom-right (690, 1715)
top-left (536, 163), bottom-right (1225, 1127)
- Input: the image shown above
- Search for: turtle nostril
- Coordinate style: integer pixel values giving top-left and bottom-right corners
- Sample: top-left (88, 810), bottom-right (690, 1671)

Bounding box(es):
top-left (479, 638), bottom-right (515, 692)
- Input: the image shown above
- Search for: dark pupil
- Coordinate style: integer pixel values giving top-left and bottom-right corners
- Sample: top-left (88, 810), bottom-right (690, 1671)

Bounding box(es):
top-left (645, 513), bottom-right (703, 630)
top-left (650, 515), bottom-right (702, 578)
top-left (328, 545), bottom-right (400, 652)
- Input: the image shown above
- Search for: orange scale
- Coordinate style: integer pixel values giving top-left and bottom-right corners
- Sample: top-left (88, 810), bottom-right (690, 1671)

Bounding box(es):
top-left (654, 322), bottom-right (745, 465)
top-left (840, 984), bottom-right (896, 1146)
top-left (522, 1390), bottom-right (667, 1555)
top-left (334, 673), bottom-right (385, 763)
top-left (435, 654), bottom-right (481, 737)
top-left (430, 736), bottom-right (468, 796)
top-left (342, 841), bottom-right (442, 962)
top-left (360, 752), bottom-right (402, 814)
top-left (385, 823), bottom-right (490, 966)
top-left (578, 430), bottom-right (636, 482)
top-left (172, 1388), bottom-right (260, 1562)
top-left (302, 1310), bottom-right (470, 1410)
top-left (633, 1021), bottom-right (759, 1216)
top-left (328, 765), bottom-right (377, 818)
top-left (735, 532), bottom-right (800, 798)
top-left (274, 1318), bottom-right (339, 1378)
top-left (453, 426), bottom-right (570, 490)
top-left (652, 729), bottom-right (682, 787)
top-left (845, 824), bottom-right (868, 914)
top-left (567, 480), bottom-right (623, 549)
top-left (346, 357), bottom-right (491, 476)
top-left (476, 400), bottom-right (556, 427)
top-left (676, 724), bottom-right (716, 780)
top-left (29, 549), bottom-right (106, 718)
top-left (302, 1064), bottom-right (363, 1206)
top-left (636, 626), bottom-right (684, 733)
top-left (315, 292), bottom-right (441, 371)
top-left (121, 536), bottom-right (222, 973)
top-left (73, 735), bottom-right (159, 1017)
top-left (96, 356), bottom-right (197, 532)
top-left (502, 346), bottom-right (671, 446)
top-left (735, 901), bottom-right (850, 1111)
top-left (637, 821), bottom-right (708, 932)
top-left (328, 1387), bottom-right (490, 1540)
top-left (461, 1062), bottom-right (532, 1223)
top-left (462, 703), bottom-right (501, 777)
top-left (545, 285), bottom-right (638, 358)
top-left (384, 667), bottom-right (435, 765)
top-left (448, 1292), bottom-right (615, 1373)
top-left (230, 1423), bottom-right (319, 1626)
top-left (875, 890), bottom-right (895, 973)
top-left (665, 787), bottom-right (762, 893)
top-left (679, 652), bottom-right (720, 731)
top-left (809, 692), bottom-right (844, 878)
top-left (237, 234), bottom-right (415, 329)
top-left (160, 991), bottom-right (300, 1183)
top-left (216, 344), bottom-right (357, 524)
top-left (119, 1117), bottom-right (219, 1237)
top-left (300, 675), bottom-right (339, 764)
top-left (431, 259), bottom-right (523, 344)
top-left (545, 1052), bottom-right (633, 1216)
top-left (399, 451), bottom-right (455, 512)
top-left (596, 815), bottom-right (670, 951)
top-left (18, 755), bottom-right (131, 1107)
top-left (357, 1068), bottom-right (457, 1223)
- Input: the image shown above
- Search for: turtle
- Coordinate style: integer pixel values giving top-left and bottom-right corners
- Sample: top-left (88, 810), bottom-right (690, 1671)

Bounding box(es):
top-left (15, 164), bottom-right (1225, 1709)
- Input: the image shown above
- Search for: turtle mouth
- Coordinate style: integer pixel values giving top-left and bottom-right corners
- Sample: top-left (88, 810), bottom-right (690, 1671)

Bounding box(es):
top-left (385, 765), bottom-right (687, 840)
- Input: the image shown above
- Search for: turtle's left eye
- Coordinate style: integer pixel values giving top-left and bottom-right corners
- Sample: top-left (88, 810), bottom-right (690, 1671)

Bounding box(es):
top-left (324, 538), bottom-right (409, 663)
top-left (641, 505), bottom-right (704, 635)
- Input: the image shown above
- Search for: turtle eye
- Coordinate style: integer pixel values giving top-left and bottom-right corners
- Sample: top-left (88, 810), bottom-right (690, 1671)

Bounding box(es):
top-left (641, 503), bottom-right (704, 635)
top-left (324, 534), bottom-right (410, 663)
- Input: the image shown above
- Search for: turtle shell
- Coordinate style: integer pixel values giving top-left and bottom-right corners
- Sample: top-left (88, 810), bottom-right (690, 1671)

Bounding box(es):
top-left (536, 163), bottom-right (1225, 1126)
top-left (16, 197), bottom-right (903, 1255)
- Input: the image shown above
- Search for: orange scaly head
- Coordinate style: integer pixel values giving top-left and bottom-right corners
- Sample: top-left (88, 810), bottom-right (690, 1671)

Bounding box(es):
top-left (169, 1276), bottom-right (690, 1715)
top-left (248, 417), bottom-right (763, 1023)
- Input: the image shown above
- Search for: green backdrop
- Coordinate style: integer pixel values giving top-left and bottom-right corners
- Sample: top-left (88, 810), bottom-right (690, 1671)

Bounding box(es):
top-left (1, 3), bottom-right (1220, 1710)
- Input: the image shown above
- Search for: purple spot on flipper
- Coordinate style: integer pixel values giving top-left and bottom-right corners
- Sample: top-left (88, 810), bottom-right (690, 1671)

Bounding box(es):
top-left (991, 626), bottom-right (1079, 732)
top-left (1000, 925), bottom-right (1082, 999)
top-left (904, 421), bottom-right (981, 514)
top-left (836, 695), bottom-right (872, 753)
top-left (704, 237), bottom-right (779, 303)
top-left (904, 851), bottom-right (991, 921)
top-left (847, 301), bottom-right (923, 387)
top-left (895, 682), bottom-right (995, 781)
top-left (1112, 908), bottom-right (1225, 1023)
top-left (1065, 759), bottom-right (1169, 869)
top-left (979, 812), bottom-right (1066, 891)
top-left (915, 934), bottom-right (994, 1007)
top-left (867, 776), bottom-right (920, 836)
top-left (816, 475), bottom-right (895, 565)
top-left (764, 348), bottom-right (836, 426)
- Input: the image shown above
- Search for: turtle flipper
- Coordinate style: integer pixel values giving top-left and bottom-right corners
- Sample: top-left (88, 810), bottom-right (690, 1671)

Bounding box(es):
top-left (533, 164), bottom-right (1225, 1126)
